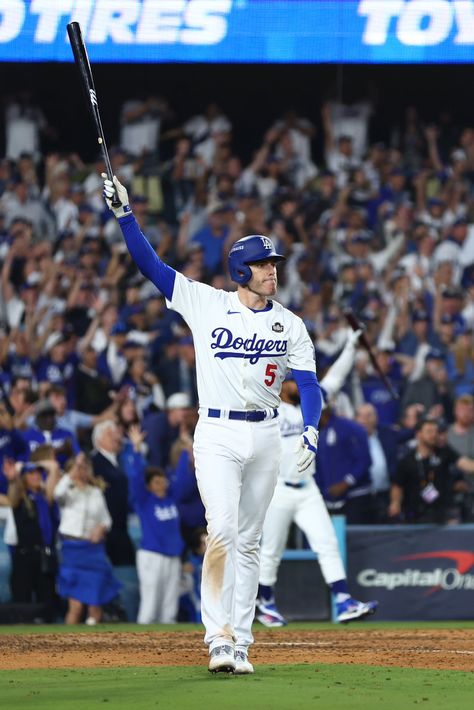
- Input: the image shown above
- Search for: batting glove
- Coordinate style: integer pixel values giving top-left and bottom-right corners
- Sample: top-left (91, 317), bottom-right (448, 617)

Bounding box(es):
top-left (346, 328), bottom-right (363, 348)
top-left (101, 173), bottom-right (131, 219)
top-left (294, 425), bottom-right (319, 472)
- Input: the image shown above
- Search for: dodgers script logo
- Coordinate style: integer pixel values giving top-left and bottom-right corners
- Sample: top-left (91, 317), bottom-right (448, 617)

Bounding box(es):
top-left (210, 327), bottom-right (287, 364)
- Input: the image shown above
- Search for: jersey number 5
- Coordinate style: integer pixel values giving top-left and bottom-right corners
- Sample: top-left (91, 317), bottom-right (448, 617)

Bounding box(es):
top-left (264, 363), bottom-right (277, 386)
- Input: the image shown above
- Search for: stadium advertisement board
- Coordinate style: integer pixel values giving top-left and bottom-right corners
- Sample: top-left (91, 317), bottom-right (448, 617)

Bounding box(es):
top-left (0, 0), bottom-right (473, 64)
top-left (348, 525), bottom-right (474, 620)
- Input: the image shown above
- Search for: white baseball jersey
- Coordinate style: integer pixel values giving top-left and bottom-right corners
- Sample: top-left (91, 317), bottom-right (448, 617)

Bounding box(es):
top-left (260, 400), bottom-right (347, 589)
top-left (279, 401), bottom-right (315, 484)
top-left (167, 273), bottom-right (316, 410)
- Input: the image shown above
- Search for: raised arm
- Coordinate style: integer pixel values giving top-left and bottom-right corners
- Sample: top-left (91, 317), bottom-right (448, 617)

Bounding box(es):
top-left (320, 329), bottom-right (362, 400)
top-left (41, 460), bottom-right (62, 504)
top-left (4, 459), bottom-right (23, 509)
top-left (102, 175), bottom-right (177, 300)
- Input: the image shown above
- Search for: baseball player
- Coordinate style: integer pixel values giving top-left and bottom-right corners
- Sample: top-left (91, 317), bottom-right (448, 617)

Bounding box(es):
top-left (257, 330), bottom-right (378, 626)
top-left (103, 176), bottom-right (322, 675)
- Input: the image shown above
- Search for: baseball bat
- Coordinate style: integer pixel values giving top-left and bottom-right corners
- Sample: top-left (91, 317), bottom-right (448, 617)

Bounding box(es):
top-left (66, 21), bottom-right (121, 208)
top-left (344, 309), bottom-right (399, 401)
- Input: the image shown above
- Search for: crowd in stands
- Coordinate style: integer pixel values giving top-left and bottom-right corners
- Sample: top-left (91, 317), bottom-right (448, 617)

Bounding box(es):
top-left (0, 91), bottom-right (474, 622)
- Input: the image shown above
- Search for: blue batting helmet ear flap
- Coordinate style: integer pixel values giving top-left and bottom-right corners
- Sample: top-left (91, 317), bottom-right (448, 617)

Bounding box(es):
top-left (228, 235), bottom-right (285, 285)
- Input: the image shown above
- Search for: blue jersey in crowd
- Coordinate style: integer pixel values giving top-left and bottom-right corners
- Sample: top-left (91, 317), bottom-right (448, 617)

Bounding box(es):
top-left (361, 376), bottom-right (401, 426)
top-left (0, 427), bottom-right (29, 494)
top-left (315, 413), bottom-right (372, 502)
top-left (129, 467), bottom-right (184, 558)
top-left (35, 354), bottom-right (79, 407)
top-left (22, 425), bottom-right (80, 467)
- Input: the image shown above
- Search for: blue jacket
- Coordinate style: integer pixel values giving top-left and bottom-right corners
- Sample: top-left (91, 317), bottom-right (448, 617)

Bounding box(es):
top-left (315, 414), bottom-right (372, 502)
top-left (168, 450), bottom-right (206, 530)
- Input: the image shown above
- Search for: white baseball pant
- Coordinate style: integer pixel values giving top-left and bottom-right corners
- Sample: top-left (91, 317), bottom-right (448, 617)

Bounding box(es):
top-left (259, 478), bottom-right (346, 587)
top-left (193, 414), bottom-right (281, 652)
top-left (136, 549), bottom-right (181, 624)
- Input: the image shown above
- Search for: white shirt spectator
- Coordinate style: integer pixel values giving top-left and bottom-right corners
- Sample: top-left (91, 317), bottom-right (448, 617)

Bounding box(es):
top-left (433, 240), bottom-right (463, 284)
top-left (327, 101), bottom-right (372, 160)
top-left (120, 99), bottom-right (161, 157)
top-left (50, 197), bottom-right (78, 234)
top-left (368, 434), bottom-right (390, 493)
top-left (0, 189), bottom-right (53, 237)
top-left (184, 111), bottom-right (231, 167)
top-left (272, 117), bottom-right (315, 164)
top-left (325, 149), bottom-right (360, 189)
top-left (54, 474), bottom-right (112, 539)
top-left (5, 99), bottom-right (46, 162)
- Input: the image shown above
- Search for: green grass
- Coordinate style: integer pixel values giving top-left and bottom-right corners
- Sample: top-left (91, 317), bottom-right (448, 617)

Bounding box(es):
top-left (0, 620), bottom-right (473, 634)
top-left (0, 664), bottom-right (472, 710)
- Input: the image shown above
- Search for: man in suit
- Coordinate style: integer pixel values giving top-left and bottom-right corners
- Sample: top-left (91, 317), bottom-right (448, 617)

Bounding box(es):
top-left (91, 420), bottom-right (135, 566)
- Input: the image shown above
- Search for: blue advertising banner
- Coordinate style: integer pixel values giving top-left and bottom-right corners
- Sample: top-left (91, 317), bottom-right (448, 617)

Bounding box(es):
top-left (0, 1), bottom-right (473, 64)
top-left (348, 525), bottom-right (474, 621)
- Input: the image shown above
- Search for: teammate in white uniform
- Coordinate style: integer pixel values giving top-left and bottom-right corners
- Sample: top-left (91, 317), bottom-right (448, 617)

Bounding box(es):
top-left (103, 176), bottom-right (322, 675)
top-left (257, 331), bottom-right (378, 626)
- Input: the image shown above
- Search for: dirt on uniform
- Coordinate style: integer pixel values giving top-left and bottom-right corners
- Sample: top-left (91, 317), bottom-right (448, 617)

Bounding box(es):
top-left (1, 628), bottom-right (473, 672)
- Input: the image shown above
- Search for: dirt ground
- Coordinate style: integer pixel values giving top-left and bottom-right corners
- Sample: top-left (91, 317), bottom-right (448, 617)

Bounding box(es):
top-left (1, 628), bottom-right (473, 672)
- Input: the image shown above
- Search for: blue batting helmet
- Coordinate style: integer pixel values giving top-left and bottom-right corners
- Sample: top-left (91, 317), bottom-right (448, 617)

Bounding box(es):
top-left (228, 235), bottom-right (285, 285)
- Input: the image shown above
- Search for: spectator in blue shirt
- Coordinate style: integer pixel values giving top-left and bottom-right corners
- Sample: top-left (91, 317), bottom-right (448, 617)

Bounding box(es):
top-left (397, 309), bottom-right (441, 357)
top-left (23, 398), bottom-right (80, 468)
top-left (35, 331), bottom-right (79, 408)
top-left (359, 345), bottom-right (403, 426)
top-left (130, 465), bottom-right (184, 624)
top-left (316, 405), bottom-right (374, 524)
top-left (190, 201), bottom-right (232, 275)
top-left (0, 400), bottom-right (29, 498)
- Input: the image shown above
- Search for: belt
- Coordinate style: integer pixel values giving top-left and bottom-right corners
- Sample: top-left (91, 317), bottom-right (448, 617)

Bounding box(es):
top-left (207, 408), bottom-right (278, 422)
top-left (284, 481), bottom-right (307, 489)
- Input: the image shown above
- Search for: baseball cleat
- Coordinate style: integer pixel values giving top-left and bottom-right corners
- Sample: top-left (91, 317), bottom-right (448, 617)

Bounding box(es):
top-left (336, 598), bottom-right (378, 623)
top-left (208, 645), bottom-right (236, 673)
top-left (234, 649), bottom-right (254, 675)
top-left (255, 599), bottom-right (288, 628)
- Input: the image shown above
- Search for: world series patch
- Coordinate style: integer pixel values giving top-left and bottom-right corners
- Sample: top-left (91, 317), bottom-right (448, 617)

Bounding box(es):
top-left (272, 323), bottom-right (284, 333)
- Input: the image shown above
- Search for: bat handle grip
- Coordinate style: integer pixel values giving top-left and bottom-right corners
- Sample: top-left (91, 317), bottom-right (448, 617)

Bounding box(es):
top-left (104, 164), bottom-right (122, 209)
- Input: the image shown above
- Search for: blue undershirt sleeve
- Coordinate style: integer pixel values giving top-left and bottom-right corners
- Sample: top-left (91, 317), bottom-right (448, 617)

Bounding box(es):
top-left (118, 213), bottom-right (176, 300)
top-left (292, 369), bottom-right (323, 430)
